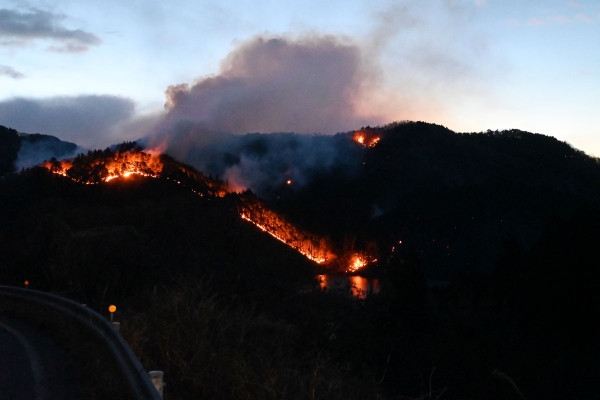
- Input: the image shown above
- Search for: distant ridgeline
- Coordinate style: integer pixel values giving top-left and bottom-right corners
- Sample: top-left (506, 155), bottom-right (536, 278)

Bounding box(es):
top-left (4, 121), bottom-right (600, 279)
top-left (270, 121), bottom-right (600, 279)
top-left (0, 125), bottom-right (81, 175)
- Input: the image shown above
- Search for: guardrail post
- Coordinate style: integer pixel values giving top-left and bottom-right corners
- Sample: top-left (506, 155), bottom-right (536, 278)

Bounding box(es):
top-left (149, 370), bottom-right (164, 398)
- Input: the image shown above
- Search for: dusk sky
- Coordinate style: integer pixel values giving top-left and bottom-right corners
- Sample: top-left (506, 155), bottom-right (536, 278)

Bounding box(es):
top-left (1, 0), bottom-right (599, 156)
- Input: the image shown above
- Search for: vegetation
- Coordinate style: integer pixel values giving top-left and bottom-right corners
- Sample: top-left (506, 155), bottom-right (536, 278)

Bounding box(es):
top-left (1, 122), bottom-right (598, 399)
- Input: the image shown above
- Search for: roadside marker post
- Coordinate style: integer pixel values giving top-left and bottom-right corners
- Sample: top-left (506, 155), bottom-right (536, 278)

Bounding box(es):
top-left (108, 305), bottom-right (117, 322)
top-left (149, 371), bottom-right (164, 398)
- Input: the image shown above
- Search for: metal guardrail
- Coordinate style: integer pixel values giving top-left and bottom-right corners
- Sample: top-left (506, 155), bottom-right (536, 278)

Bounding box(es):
top-left (0, 285), bottom-right (161, 400)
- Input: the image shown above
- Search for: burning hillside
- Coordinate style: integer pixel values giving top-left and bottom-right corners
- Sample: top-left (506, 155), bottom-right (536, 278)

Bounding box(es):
top-left (41, 144), bottom-right (374, 273)
top-left (43, 147), bottom-right (161, 182)
top-left (352, 129), bottom-right (381, 148)
top-left (237, 192), bottom-right (336, 264)
top-left (42, 143), bottom-right (228, 197)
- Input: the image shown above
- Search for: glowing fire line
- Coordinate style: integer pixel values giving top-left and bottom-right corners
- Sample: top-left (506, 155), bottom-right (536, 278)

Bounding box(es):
top-left (240, 213), bottom-right (327, 263)
top-left (42, 150), bottom-right (374, 272)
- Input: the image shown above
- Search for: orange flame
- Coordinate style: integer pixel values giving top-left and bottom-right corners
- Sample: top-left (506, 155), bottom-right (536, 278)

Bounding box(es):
top-left (353, 130), bottom-right (381, 148)
top-left (316, 274), bottom-right (381, 299)
top-left (41, 150), bottom-right (375, 272)
top-left (42, 158), bottom-right (72, 177)
top-left (238, 196), bottom-right (336, 264)
top-left (103, 151), bottom-right (163, 181)
top-left (42, 150), bottom-right (163, 183)
top-left (346, 254), bottom-right (367, 273)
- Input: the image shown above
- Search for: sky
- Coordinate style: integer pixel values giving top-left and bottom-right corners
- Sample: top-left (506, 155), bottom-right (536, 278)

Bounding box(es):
top-left (1, 0), bottom-right (599, 156)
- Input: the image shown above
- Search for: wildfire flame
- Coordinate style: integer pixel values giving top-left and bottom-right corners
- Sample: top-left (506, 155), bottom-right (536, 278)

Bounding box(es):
top-left (238, 196), bottom-right (336, 264)
top-left (42, 149), bottom-right (162, 183)
top-left (347, 254), bottom-right (367, 273)
top-left (42, 148), bottom-right (375, 273)
top-left (353, 130), bottom-right (381, 148)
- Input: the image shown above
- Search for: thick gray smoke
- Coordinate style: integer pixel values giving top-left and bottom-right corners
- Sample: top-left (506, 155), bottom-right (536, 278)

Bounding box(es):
top-left (159, 35), bottom-right (378, 135)
top-left (148, 34), bottom-right (383, 196)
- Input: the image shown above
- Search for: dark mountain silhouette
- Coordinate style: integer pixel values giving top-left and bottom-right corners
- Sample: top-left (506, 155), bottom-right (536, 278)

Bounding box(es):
top-left (1, 121), bottom-right (598, 399)
top-left (268, 122), bottom-right (600, 279)
top-left (0, 125), bottom-right (82, 175)
top-left (0, 125), bottom-right (20, 175)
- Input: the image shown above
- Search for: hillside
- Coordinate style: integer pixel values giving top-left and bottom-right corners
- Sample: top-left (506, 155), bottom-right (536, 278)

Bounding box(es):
top-left (0, 122), bottom-right (598, 399)
top-left (0, 160), bottom-right (316, 308)
top-left (269, 121), bottom-right (600, 279)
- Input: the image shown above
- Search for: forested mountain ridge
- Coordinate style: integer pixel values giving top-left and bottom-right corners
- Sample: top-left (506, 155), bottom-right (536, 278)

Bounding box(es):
top-left (1, 121), bottom-right (598, 399)
top-left (270, 122), bottom-right (600, 279)
top-left (4, 120), bottom-right (600, 281)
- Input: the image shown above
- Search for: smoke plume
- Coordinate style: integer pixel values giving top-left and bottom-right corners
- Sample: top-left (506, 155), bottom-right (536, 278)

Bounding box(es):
top-left (158, 34), bottom-right (380, 136)
top-left (147, 34), bottom-right (386, 196)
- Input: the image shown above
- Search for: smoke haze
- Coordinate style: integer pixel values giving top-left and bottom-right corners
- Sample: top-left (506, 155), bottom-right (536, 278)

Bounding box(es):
top-left (15, 135), bottom-right (83, 171)
top-left (159, 131), bottom-right (362, 197)
top-left (0, 95), bottom-right (136, 149)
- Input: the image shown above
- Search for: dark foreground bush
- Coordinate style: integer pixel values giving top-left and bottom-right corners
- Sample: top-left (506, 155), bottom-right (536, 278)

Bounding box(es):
top-left (120, 280), bottom-right (385, 400)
